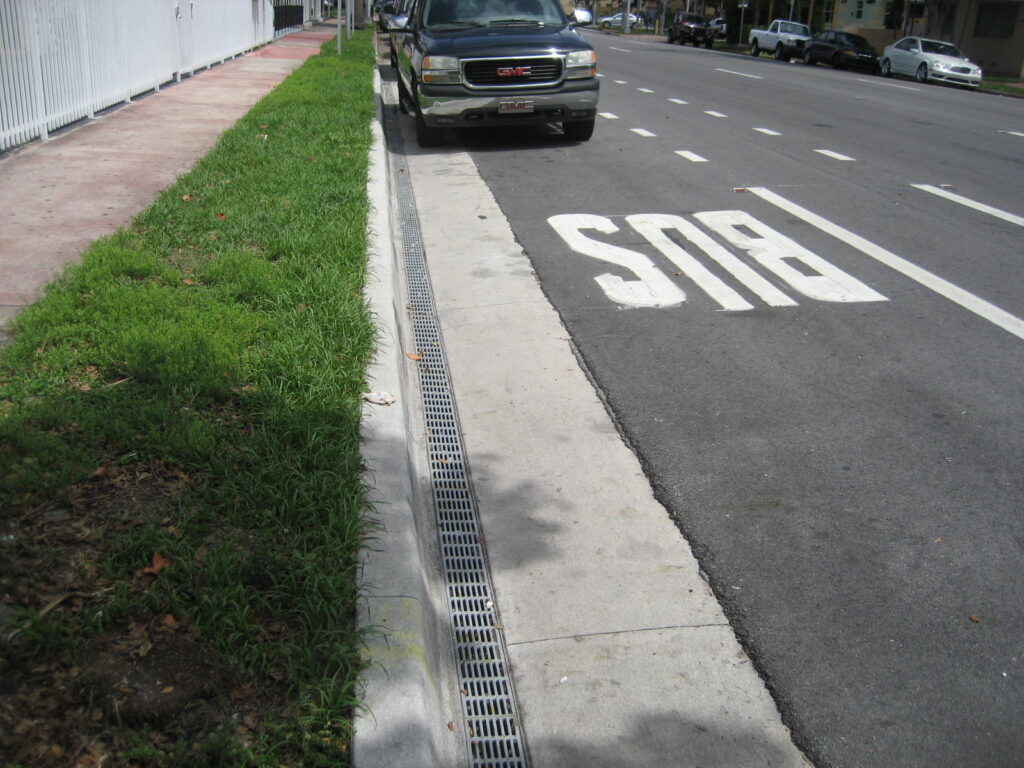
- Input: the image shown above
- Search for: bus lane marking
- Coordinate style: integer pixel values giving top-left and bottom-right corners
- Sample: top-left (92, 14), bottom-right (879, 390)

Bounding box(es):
top-left (747, 186), bottom-right (1024, 341)
top-left (911, 184), bottom-right (1024, 228)
top-left (547, 211), bottom-right (885, 310)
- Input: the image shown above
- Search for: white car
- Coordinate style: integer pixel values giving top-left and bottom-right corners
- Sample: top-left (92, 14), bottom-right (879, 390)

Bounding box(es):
top-left (880, 36), bottom-right (982, 88)
top-left (598, 12), bottom-right (639, 29)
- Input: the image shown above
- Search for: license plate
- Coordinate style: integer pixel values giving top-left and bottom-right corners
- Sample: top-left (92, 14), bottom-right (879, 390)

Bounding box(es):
top-left (499, 100), bottom-right (534, 114)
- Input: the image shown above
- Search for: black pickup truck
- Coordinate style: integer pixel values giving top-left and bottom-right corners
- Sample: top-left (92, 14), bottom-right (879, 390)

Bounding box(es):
top-left (388, 0), bottom-right (599, 147)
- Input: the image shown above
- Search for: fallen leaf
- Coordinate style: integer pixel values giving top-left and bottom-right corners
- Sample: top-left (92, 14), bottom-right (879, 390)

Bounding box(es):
top-left (183, 279), bottom-right (198, 286)
top-left (969, 615), bottom-right (982, 623)
top-left (215, 212), bottom-right (227, 221)
top-left (142, 551), bottom-right (170, 575)
top-left (161, 614), bottom-right (179, 629)
top-left (160, 686), bottom-right (175, 694)
top-left (362, 392), bottom-right (396, 406)
top-left (447, 721), bottom-right (454, 731)
top-left (181, 194), bottom-right (195, 202)
top-left (406, 352), bottom-right (423, 361)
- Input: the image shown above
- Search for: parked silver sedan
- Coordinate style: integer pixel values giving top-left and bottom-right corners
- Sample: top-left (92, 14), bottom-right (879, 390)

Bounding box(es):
top-left (880, 37), bottom-right (982, 88)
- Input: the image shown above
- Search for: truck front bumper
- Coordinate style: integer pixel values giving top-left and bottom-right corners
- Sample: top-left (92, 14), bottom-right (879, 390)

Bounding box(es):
top-left (416, 80), bottom-right (599, 127)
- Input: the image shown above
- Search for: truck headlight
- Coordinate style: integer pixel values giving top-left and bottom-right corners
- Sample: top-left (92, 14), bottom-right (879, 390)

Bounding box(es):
top-left (422, 55), bottom-right (461, 84)
top-left (565, 49), bottom-right (597, 79)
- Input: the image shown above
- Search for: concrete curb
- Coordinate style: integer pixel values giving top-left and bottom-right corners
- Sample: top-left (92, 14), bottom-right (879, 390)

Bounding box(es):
top-left (352, 69), bottom-right (463, 768)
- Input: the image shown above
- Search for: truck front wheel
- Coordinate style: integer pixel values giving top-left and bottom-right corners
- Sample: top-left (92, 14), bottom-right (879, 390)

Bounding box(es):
top-left (774, 43), bottom-right (786, 60)
top-left (750, 39), bottom-right (760, 56)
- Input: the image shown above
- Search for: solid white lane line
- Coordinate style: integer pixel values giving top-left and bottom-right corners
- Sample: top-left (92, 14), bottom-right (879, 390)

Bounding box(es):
top-left (609, 46), bottom-right (633, 52)
top-left (704, 110), bottom-right (728, 118)
top-left (668, 98), bottom-right (688, 105)
top-left (748, 186), bottom-right (1024, 341)
top-left (674, 150), bottom-right (708, 162)
top-left (754, 127), bottom-right (782, 136)
top-left (631, 128), bottom-right (657, 137)
top-left (814, 149), bottom-right (856, 161)
top-left (856, 77), bottom-right (919, 91)
top-left (598, 112), bottom-right (619, 119)
top-left (637, 87), bottom-right (654, 93)
top-left (912, 184), bottom-right (1024, 228)
top-left (715, 68), bottom-right (764, 79)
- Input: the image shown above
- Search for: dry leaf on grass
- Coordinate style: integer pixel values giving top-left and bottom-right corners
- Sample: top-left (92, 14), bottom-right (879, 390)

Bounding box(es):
top-left (142, 552), bottom-right (170, 575)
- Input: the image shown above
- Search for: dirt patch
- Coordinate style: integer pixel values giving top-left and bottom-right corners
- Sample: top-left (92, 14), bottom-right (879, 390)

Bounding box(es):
top-left (0, 459), bottom-right (288, 767)
top-left (83, 631), bottom-right (231, 726)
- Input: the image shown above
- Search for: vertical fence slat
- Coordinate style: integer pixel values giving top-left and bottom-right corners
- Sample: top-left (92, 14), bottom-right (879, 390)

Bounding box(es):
top-left (0, 0), bottom-right (274, 153)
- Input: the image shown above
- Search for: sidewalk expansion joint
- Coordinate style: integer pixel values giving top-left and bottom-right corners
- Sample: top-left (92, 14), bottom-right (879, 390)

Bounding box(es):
top-left (507, 622), bottom-right (732, 647)
top-left (383, 98), bottom-right (530, 768)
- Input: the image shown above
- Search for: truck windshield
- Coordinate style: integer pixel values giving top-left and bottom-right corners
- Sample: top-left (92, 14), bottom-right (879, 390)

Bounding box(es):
top-left (779, 22), bottom-right (808, 35)
top-left (423, 0), bottom-right (565, 28)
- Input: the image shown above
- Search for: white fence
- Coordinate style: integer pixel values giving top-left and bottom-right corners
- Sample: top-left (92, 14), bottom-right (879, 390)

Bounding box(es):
top-left (0, 0), bottom-right (281, 152)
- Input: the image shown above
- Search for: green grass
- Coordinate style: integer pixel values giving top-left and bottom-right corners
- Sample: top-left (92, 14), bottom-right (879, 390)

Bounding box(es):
top-left (0, 29), bottom-right (378, 767)
top-left (979, 75), bottom-right (1024, 97)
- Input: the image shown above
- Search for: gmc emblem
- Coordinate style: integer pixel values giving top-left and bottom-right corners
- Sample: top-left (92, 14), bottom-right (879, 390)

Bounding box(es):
top-left (496, 66), bottom-right (531, 77)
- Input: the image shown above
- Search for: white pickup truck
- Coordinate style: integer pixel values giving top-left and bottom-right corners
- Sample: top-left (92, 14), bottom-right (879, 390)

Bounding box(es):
top-left (749, 19), bottom-right (811, 59)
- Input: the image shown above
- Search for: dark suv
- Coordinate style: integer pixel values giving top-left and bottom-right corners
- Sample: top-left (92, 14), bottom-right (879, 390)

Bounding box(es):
top-left (667, 13), bottom-right (713, 48)
top-left (389, 0), bottom-right (599, 147)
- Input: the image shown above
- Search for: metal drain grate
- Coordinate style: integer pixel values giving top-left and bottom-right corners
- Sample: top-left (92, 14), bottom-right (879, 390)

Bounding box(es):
top-left (384, 100), bottom-right (529, 768)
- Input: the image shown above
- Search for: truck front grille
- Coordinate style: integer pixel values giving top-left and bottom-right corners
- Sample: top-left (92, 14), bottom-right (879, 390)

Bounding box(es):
top-left (463, 57), bottom-right (563, 87)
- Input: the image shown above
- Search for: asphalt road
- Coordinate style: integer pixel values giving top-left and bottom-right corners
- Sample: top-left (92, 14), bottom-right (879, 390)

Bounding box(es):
top-left (453, 33), bottom-right (1024, 768)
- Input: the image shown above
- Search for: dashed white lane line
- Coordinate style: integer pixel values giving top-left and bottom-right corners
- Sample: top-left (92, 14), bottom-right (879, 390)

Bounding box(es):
top-left (998, 130), bottom-right (1024, 137)
top-left (912, 184), bottom-right (1024, 228)
top-left (754, 127), bottom-right (782, 136)
top-left (609, 47), bottom-right (632, 52)
top-left (675, 151), bottom-right (708, 163)
top-left (668, 98), bottom-right (688, 105)
top-left (597, 73), bottom-right (606, 77)
top-left (814, 149), bottom-right (856, 161)
top-left (637, 87), bottom-right (654, 93)
top-left (749, 186), bottom-right (1024, 342)
top-left (613, 80), bottom-right (628, 84)
top-left (598, 112), bottom-right (619, 119)
top-left (631, 128), bottom-right (657, 137)
top-left (704, 110), bottom-right (728, 118)
top-left (856, 77), bottom-right (920, 91)
top-left (715, 68), bottom-right (764, 79)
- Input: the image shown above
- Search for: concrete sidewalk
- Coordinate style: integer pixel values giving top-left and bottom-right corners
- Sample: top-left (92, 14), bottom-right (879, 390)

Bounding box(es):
top-left (0, 24), bottom-right (337, 345)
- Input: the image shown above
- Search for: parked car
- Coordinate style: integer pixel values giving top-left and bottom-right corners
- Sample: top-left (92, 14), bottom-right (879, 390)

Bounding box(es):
top-left (667, 12), bottom-right (713, 47)
top-left (390, 0), bottom-right (600, 146)
top-left (708, 16), bottom-right (727, 39)
top-left (749, 19), bottom-right (811, 59)
top-left (880, 36), bottom-right (982, 87)
top-left (803, 30), bottom-right (879, 70)
top-left (598, 12), bottom-right (639, 29)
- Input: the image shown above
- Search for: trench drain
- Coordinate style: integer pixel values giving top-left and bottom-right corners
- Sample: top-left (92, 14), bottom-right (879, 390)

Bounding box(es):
top-left (384, 99), bottom-right (530, 768)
